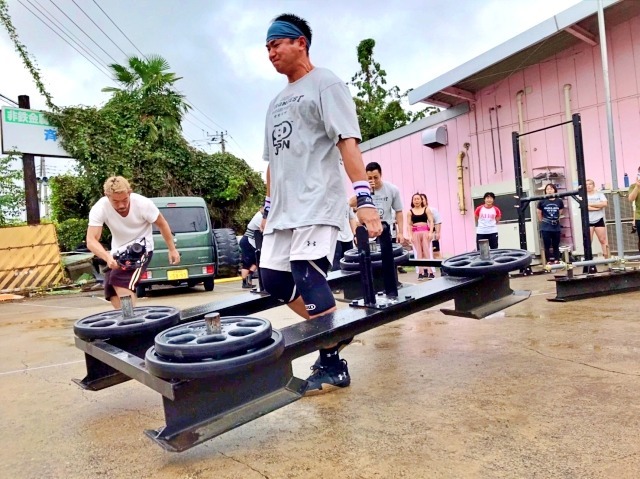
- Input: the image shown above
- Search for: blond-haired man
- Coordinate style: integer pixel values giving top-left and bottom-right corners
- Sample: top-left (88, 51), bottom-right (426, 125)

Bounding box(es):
top-left (86, 176), bottom-right (179, 309)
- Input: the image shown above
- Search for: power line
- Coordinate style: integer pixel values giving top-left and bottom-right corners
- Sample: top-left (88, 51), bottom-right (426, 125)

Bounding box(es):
top-left (16, 0), bottom-right (112, 78)
top-left (90, 0), bottom-right (146, 59)
top-left (227, 133), bottom-right (247, 157)
top-left (70, 0), bottom-right (129, 59)
top-left (66, 1), bottom-right (228, 140)
top-left (190, 104), bottom-right (225, 131)
top-left (0, 93), bottom-right (19, 106)
top-left (28, 0), bottom-right (111, 71)
top-left (47, 0), bottom-right (118, 64)
top-left (19, 1), bottom-right (231, 148)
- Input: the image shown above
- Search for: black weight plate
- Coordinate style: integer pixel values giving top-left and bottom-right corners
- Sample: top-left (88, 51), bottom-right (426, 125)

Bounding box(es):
top-left (145, 329), bottom-right (285, 379)
top-left (339, 251), bottom-right (410, 272)
top-left (74, 306), bottom-right (180, 341)
top-left (342, 243), bottom-right (404, 262)
top-left (154, 316), bottom-right (272, 360)
top-left (441, 249), bottom-right (532, 277)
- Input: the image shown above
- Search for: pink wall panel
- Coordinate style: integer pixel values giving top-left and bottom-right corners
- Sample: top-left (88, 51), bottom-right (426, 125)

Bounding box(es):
top-left (631, 16), bottom-right (640, 95)
top-left (523, 65), bottom-right (544, 119)
top-left (540, 59), bottom-right (561, 117)
top-left (542, 115), bottom-right (567, 169)
top-left (610, 21), bottom-right (637, 98)
top-left (573, 47), bottom-right (599, 109)
top-left (591, 45), bottom-right (606, 106)
top-left (556, 50), bottom-right (578, 96)
top-left (616, 97), bottom-right (640, 176)
top-left (523, 119), bottom-right (546, 170)
top-left (579, 106), bottom-right (608, 183)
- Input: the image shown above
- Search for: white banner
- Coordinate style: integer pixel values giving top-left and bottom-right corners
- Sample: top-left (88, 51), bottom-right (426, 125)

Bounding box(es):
top-left (1, 107), bottom-right (71, 158)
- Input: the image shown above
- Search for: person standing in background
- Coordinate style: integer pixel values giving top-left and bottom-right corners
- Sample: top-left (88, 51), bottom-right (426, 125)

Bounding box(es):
top-left (407, 193), bottom-right (434, 280)
top-left (474, 192), bottom-right (501, 250)
top-left (239, 207), bottom-right (264, 289)
top-left (627, 167), bottom-right (640, 252)
top-left (537, 184), bottom-right (564, 264)
top-left (332, 201), bottom-right (358, 272)
top-left (586, 179), bottom-right (609, 259)
top-left (421, 193), bottom-right (442, 262)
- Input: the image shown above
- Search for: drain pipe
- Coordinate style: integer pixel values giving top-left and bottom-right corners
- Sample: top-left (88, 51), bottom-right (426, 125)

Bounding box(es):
top-left (472, 103), bottom-right (482, 183)
top-left (495, 105), bottom-right (504, 172)
top-left (488, 107), bottom-right (498, 173)
top-left (516, 91), bottom-right (528, 175)
top-left (457, 150), bottom-right (467, 214)
top-left (563, 83), bottom-right (583, 255)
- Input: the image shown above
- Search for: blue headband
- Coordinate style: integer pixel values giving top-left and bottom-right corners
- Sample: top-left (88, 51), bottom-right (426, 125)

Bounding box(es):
top-left (266, 20), bottom-right (310, 47)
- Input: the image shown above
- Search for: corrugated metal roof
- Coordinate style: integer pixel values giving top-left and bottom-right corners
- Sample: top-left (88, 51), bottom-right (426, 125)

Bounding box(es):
top-left (409, 0), bottom-right (639, 107)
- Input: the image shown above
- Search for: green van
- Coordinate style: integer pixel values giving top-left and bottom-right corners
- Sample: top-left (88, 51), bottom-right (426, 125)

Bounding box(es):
top-left (135, 196), bottom-right (240, 297)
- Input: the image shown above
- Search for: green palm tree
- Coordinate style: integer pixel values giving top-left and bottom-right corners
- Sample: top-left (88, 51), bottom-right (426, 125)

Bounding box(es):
top-left (102, 55), bottom-right (190, 137)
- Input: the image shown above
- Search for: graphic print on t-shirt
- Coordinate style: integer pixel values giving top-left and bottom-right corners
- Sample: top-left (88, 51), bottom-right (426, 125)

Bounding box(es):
top-left (542, 202), bottom-right (561, 221)
top-left (272, 121), bottom-right (292, 155)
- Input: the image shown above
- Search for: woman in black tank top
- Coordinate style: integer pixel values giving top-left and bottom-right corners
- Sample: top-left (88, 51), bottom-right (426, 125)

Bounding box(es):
top-left (406, 193), bottom-right (434, 280)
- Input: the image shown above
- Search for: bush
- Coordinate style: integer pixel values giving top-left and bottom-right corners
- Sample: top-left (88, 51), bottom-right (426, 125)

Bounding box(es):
top-left (56, 218), bottom-right (89, 252)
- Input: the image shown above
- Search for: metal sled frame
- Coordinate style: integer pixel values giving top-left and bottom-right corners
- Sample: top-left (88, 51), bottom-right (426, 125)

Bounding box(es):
top-left (73, 226), bottom-right (530, 452)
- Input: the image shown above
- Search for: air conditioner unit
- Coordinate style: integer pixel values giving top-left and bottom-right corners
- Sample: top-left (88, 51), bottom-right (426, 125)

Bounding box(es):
top-left (606, 221), bottom-right (637, 255)
top-left (421, 125), bottom-right (447, 148)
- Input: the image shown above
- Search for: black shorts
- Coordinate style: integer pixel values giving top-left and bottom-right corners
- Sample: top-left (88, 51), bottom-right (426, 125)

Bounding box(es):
top-left (104, 251), bottom-right (153, 300)
top-left (590, 218), bottom-right (605, 228)
top-left (239, 235), bottom-right (257, 269)
top-left (432, 240), bottom-right (440, 252)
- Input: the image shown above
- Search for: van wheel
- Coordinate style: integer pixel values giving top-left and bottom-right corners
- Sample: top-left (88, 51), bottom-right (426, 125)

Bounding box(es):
top-left (203, 277), bottom-right (214, 291)
top-left (213, 228), bottom-right (241, 278)
top-left (136, 284), bottom-right (147, 298)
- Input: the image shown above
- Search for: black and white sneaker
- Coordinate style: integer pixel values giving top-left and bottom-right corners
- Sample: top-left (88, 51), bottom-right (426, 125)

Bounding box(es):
top-left (305, 360), bottom-right (351, 392)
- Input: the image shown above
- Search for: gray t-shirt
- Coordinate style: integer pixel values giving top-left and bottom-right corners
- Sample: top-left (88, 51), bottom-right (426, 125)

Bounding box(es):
top-left (338, 204), bottom-right (356, 242)
top-left (371, 181), bottom-right (403, 225)
top-left (588, 192), bottom-right (606, 224)
top-left (430, 206), bottom-right (442, 225)
top-left (244, 210), bottom-right (263, 248)
top-left (262, 67), bottom-right (361, 233)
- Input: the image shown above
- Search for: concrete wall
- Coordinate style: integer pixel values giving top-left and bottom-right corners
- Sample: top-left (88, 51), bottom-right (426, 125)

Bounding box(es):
top-left (361, 14), bottom-right (640, 256)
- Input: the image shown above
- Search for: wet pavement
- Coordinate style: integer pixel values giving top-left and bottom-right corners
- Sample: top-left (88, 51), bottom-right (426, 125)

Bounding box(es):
top-left (1, 273), bottom-right (640, 478)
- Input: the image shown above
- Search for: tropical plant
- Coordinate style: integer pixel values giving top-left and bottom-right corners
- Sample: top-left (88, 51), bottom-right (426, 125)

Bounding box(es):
top-left (351, 39), bottom-right (438, 142)
top-left (0, 154), bottom-right (25, 225)
top-left (102, 55), bottom-right (190, 138)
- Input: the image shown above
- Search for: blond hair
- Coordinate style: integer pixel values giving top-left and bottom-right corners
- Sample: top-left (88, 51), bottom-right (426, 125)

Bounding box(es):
top-left (103, 176), bottom-right (131, 195)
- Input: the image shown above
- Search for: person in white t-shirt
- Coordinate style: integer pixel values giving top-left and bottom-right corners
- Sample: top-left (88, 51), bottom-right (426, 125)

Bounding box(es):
top-left (586, 179), bottom-right (609, 258)
top-left (474, 192), bottom-right (502, 249)
top-left (239, 207), bottom-right (264, 289)
top-left (332, 202), bottom-right (358, 272)
top-left (421, 194), bottom-right (442, 261)
top-left (86, 176), bottom-right (179, 309)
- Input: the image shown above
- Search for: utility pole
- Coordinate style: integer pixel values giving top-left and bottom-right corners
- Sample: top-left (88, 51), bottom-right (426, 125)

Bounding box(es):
top-left (211, 131), bottom-right (227, 153)
top-left (18, 95), bottom-right (40, 224)
top-left (38, 156), bottom-right (49, 218)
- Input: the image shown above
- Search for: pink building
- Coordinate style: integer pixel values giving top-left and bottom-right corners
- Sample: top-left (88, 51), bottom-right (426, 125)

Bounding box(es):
top-left (361, 0), bottom-right (640, 258)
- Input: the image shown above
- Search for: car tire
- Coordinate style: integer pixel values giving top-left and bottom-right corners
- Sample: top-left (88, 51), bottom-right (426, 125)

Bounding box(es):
top-left (136, 284), bottom-right (147, 298)
top-left (203, 277), bottom-right (214, 291)
top-left (213, 228), bottom-right (241, 278)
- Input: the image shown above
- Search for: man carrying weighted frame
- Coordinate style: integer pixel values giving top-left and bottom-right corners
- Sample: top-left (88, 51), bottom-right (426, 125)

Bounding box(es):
top-left (86, 176), bottom-right (180, 310)
top-left (261, 13), bottom-right (382, 392)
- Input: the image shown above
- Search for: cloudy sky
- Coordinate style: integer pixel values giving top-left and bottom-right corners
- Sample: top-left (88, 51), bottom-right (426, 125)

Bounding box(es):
top-left (1, 0), bottom-right (584, 178)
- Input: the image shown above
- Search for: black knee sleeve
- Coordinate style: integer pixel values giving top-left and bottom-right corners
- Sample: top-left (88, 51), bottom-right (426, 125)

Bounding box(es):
top-left (291, 258), bottom-right (335, 315)
top-left (261, 268), bottom-right (299, 303)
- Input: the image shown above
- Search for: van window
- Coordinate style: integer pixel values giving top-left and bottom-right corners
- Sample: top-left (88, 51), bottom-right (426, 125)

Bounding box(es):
top-left (153, 207), bottom-right (209, 233)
